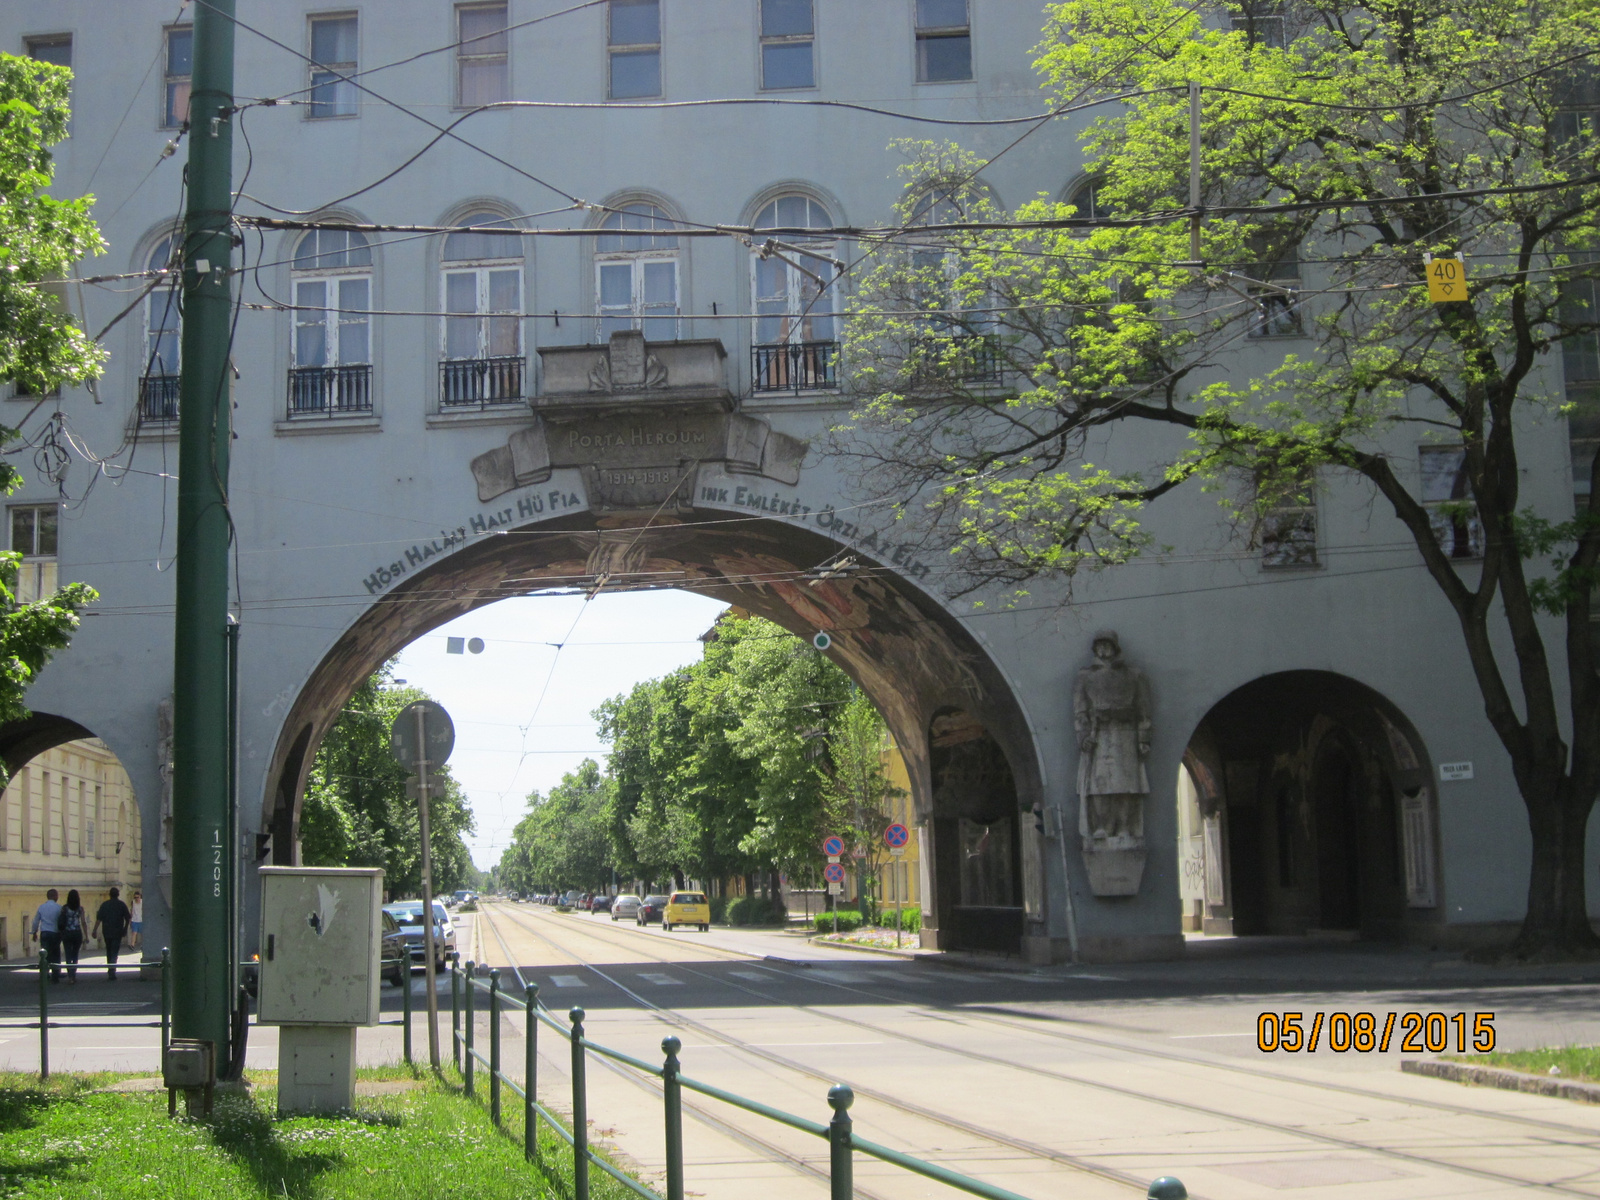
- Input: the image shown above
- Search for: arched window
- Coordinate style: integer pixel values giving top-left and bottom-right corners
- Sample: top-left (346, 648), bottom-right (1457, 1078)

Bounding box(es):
top-left (441, 212), bottom-right (524, 408)
top-left (1067, 177), bottom-right (1110, 224)
top-left (289, 228), bottom-right (373, 417)
top-left (751, 195), bottom-right (836, 393)
top-left (904, 186), bottom-right (1000, 383)
top-left (595, 202), bottom-right (678, 341)
top-left (141, 236), bottom-right (181, 421)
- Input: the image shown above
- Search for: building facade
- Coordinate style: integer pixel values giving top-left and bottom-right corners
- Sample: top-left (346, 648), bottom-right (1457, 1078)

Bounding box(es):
top-left (0, 739), bottom-right (143, 960)
top-left (0, 1), bottom-right (1591, 962)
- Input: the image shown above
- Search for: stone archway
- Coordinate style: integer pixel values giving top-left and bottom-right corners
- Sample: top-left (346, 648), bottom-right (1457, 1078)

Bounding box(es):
top-left (1180, 671), bottom-right (1435, 940)
top-left (260, 508), bottom-right (1043, 953)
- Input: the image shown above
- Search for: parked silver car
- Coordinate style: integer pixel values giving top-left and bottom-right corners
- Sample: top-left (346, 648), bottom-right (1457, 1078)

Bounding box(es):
top-left (611, 894), bottom-right (642, 921)
top-left (383, 900), bottom-right (457, 970)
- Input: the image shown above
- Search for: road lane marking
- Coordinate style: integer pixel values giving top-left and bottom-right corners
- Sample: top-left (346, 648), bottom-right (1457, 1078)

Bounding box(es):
top-left (549, 975), bottom-right (586, 988)
top-left (637, 973), bottom-right (681, 986)
top-left (729, 970), bottom-right (775, 981)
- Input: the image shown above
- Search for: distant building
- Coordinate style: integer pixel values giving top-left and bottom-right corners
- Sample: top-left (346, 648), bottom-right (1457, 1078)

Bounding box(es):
top-left (0, 738), bottom-right (142, 960)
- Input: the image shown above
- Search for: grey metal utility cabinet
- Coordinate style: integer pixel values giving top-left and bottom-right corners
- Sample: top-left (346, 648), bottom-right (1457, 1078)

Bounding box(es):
top-left (257, 866), bottom-right (384, 1114)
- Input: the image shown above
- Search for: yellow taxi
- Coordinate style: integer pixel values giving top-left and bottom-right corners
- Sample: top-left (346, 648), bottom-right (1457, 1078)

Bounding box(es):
top-left (662, 890), bottom-right (710, 932)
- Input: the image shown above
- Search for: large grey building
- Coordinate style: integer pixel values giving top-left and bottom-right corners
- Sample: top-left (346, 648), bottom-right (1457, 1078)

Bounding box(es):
top-left (0, 0), bottom-right (1590, 962)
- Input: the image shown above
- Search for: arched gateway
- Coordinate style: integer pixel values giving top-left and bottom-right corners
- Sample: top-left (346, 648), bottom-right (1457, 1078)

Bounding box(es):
top-left (261, 333), bottom-right (1043, 954)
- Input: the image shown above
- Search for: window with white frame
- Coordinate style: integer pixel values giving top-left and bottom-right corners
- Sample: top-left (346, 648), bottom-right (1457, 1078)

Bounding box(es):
top-left (142, 236), bottom-right (181, 422)
top-left (751, 195), bottom-right (836, 392)
top-left (290, 228), bottom-right (373, 416)
top-left (903, 186), bottom-right (999, 382)
top-left (441, 213), bottom-right (524, 407)
top-left (915, 0), bottom-right (972, 82)
top-left (1419, 445), bottom-right (1485, 558)
top-left (609, 0), bottom-right (661, 99)
top-left (163, 26), bottom-right (191, 128)
top-left (596, 203), bottom-right (678, 341)
top-left (10, 504), bottom-right (58, 605)
top-left (457, 3), bottom-right (509, 106)
top-left (760, 0), bottom-right (815, 90)
top-left (309, 15), bottom-right (358, 118)
top-left (1244, 237), bottom-right (1303, 338)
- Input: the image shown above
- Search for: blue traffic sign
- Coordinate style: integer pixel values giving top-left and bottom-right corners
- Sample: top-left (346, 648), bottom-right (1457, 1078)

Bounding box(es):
top-left (822, 835), bottom-right (845, 856)
top-left (824, 862), bottom-right (847, 883)
top-left (884, 823), bottom-right (910, 848)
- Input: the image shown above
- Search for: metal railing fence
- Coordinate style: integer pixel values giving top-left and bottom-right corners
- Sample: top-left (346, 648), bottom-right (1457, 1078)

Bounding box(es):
top-left (0, 948), bottom-right (171, 1079)
top-left (449, 958), bottom-right (1183, 1200)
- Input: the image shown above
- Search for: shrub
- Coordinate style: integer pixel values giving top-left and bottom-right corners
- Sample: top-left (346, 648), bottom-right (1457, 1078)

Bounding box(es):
top-left (883, 905), bottom-right (920, 933)
top-left (709, 896), bottom-right (729, 925)
top-left (726, 896), bottom-right (788, 926)
top-left (457, 899), bottom-right (478, 913)
top-left (812, 909), bottom-right (864, 934)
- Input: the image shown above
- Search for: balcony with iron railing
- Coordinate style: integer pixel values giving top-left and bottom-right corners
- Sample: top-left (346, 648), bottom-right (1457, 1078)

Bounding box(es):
top-left (287, 364), bottom-right (373, 419)
top-left (751, 341), bottom-right (838, 395)
top-left (908, 334), bottom-right (1001, 384)
top-left (440, 356), bottom-right (526, 410)
top-left (138, 374), bottom-right (181, 423)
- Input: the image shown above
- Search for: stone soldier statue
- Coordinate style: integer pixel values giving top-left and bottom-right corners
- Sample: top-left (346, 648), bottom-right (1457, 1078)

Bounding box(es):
top-left (1073, 630), bottom-right (1152, 846)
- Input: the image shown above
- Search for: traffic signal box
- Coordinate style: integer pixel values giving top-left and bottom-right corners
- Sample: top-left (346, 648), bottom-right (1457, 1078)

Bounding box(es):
top-left (258, 866), bottom-right (384, 1114)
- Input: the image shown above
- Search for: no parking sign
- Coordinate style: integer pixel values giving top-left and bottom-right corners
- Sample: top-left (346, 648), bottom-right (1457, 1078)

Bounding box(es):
top-left (884, 823), bottom-right (910, 849)
top-left (824, 862), bottom-right (846, 884)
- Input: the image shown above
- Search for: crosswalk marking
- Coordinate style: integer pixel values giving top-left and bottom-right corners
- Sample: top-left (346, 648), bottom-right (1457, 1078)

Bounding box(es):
top-left (729, 970), bottom-right (772, 981)
top-left (549, 974), bottom-right (586, 988)
top-left (637, 973), bottom-right (681, 986)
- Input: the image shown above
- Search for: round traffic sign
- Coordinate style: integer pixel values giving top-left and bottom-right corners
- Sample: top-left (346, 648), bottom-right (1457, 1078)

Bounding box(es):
top-left (389, 700), bottom-right (456, 770)
top-left (884, 822), bottom-right (910, 848)
top-left (812, 631), bottom-right (832, 651)
top-left (821, 835), bottom-right (845, 856)
top-left (824, 862), bottom-right (846, 883)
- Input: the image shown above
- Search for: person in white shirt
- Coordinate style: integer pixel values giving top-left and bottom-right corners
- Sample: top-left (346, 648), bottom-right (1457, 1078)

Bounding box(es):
top-left (32, 889), bottom-right (62, 983)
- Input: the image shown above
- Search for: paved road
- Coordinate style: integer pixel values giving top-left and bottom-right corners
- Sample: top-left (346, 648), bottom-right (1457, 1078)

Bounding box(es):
top-left (472, 902), bottom-right (1600, 1200)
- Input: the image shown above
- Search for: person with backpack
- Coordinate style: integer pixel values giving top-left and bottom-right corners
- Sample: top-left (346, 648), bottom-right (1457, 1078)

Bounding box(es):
top-left (92, 887), bottom-right (132, 981)
top-left (60, 889), bottom-right (87, 984)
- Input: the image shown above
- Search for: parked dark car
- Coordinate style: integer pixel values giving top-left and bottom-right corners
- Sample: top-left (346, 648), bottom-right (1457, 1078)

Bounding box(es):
top-left (637, 895), bottom-right (670, 926)
top-left (381, 908), bottom-right (407, 986)
top-left (591, 894), bottom-right (614, 913)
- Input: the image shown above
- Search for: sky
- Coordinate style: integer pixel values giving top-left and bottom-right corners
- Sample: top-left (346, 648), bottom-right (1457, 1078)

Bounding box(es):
top-left (389, 589), bottom-right (728, 872)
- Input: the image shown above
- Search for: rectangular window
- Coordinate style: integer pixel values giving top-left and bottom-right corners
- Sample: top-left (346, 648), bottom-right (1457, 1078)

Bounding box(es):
top-left (10, 504), bottom-right (58, 604)
top-left (19, 769), bottom-right (29, 853)
top-left (76, 780), bottom-right (85, 857)
top-left (40, 772), bottom-right (49, 857)
top-left (597, 258), bottom-right (678, 341)
top-left (309, 15), bottom-right (359, 118)
top-left (443, 267), bottom-right (522, 360)
top-left (294, 277), bottom-right (371, 367)
top-left (1258, 468), bottom-right (1317, 568)
top-left (163, 27), bottom-right (192, 128)
top-left (1231, 2), bottom-right (1286, 48)
top-left (1419, 446), bottom-right (1485, 558)
top-left (915, 0), bottom-right (971, 82)
top-left (1246, 241), bottom-right (1303, 338)
top-left (609, 0), bottom-right (661, 99)
top-left (761, 0), bottom-right (814, 90)
top-left (26, 34), bottom-right (72, 70)
top-left (457, 4), bottom-right (509, 106)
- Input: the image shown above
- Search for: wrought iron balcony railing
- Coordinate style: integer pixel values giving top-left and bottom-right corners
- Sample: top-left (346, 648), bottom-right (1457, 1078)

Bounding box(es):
top-left (440, 356), bottom-right (526, 409)
top-left (138, 374), bottom-right (181, 422)
top-left (287, 364), bottom-right (373, 418)
top-left (751, 341), bottom-right (838, 394)
top-left (909, 334), bottom-right (1001, 384)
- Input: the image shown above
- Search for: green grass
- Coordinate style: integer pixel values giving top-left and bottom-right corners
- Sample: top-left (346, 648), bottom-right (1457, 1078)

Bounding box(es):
top-left (1456, 1045), bottom-right (1600, 1082)
top-left (0, 1066), bottom-right (650, 1200)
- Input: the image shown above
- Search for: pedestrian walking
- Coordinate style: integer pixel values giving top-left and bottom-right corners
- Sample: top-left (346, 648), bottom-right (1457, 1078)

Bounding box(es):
top-left (60, 890), bottom-right (87, 984)
top-left (92, 887), bottom-right (132, 981)
top-left (32, 889), bottom-right (62, 983)
top-left (128, 891), bottom-right (142, 949)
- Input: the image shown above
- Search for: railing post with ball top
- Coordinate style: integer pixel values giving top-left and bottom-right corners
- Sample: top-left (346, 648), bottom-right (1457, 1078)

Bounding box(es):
top-left (827, 1084), bottom-right (854, 1200)
top-left (570, 1006), bottom-right (589, 1200)
top-left (488, 968), bottom-right (502, 1126)
top-left (524, 982), bottom-right (539, 1161)
top-left (662, 1035), bottom-right (684, 1200)
top-left (464, 959), bottom-right (476, 1096)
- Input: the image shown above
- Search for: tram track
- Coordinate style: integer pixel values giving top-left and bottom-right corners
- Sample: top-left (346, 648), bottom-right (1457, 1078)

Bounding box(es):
top-left (481, 902), bottom-right (1600, 1199)
top-left (497, 902), bottom-right (1600, 1141)
top-left (474, 901), bottom-right (902, 1200)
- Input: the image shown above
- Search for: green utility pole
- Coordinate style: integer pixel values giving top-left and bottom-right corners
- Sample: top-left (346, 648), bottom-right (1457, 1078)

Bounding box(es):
top-left (170, 0), bottom-right (237, 1065)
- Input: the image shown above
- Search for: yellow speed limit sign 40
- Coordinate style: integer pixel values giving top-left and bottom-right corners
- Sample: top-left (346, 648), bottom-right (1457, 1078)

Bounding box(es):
top-left (1424, 253), bottom-right (1468, 303)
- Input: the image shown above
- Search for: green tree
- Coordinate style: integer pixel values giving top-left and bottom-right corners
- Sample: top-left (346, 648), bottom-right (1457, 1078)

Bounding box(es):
top-left (498, 760), bottom-right (615, 894)
top-left (301, 662), bottom-right (477, 896)
top-left (0, 55), bottom-right (105, 736)
top-left (844, 0), bottom-right (1600, 956)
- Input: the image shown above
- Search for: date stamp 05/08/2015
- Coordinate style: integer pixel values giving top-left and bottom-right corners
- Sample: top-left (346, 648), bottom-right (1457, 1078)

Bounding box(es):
top-left (1255, 1011), bottom-right (1496, 1054)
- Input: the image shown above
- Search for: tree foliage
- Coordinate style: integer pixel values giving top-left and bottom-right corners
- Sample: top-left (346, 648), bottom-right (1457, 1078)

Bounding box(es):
top-left (843, 0), bottom-right (1600, 954)
top-left (301, 662), bottom-right (477, 897)
top-left (497, 614), bottom-right (898, 900)
top-left (0, 55), bottom-right (104, 741)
